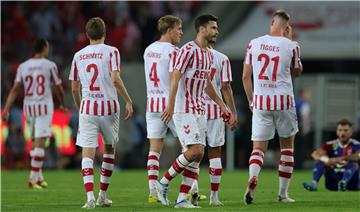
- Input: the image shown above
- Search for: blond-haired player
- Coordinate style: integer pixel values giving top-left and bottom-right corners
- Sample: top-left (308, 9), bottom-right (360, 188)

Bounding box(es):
top-left (144, 15), bottom-right (183, 203)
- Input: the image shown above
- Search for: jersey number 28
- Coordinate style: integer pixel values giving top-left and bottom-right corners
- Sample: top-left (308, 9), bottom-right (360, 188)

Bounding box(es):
top-left (25, 74), bottom-right (45, 96)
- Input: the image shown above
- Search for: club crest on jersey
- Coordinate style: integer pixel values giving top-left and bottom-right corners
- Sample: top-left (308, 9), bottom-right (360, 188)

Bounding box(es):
top-left (184, 124), bottom-right (190, 134)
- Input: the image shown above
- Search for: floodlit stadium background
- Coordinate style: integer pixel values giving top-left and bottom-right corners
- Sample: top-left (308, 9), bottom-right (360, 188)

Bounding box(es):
top-left (1, 1), bottom-right (359, 170)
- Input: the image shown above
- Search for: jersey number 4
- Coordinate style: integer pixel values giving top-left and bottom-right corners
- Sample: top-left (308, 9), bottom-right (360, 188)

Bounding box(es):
top-left (25, 75), bottom-right (45, 96)
top-left (149, 62), bottom-right (160, 87)
top-left (258, 53), bottom-right (279, 81)
top-left (87, 64), bottom-right (100, 91)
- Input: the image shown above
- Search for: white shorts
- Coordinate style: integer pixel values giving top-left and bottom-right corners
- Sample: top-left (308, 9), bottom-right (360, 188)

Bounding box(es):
top-left (76, 112), bottom-right (120, 148)
top-left (146, 112), bottom-right (177, 139)
top-left (206, 119), bottom-right (225, 147)
top-left (27, 114), bottom-right (52, 139)
top-left (173, 113), bottom-right (206, 150)
top-left (251, 107), bottom-right (298, 141)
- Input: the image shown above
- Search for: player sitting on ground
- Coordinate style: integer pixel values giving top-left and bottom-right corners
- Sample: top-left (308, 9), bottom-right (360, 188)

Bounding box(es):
top-left (302, 119), bottom-right (360, 191)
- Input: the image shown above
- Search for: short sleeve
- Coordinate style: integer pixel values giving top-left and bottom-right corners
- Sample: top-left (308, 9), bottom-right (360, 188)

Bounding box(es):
top-left (291, 42), bottom-right (302, 69)
top-left (321, 143), bottom-right (332, 152)
top-left (110, 48), bottom-right (121, 72)
top-left (174, 45), bottom-right (194, 74)
top-left (243, 41), bottom-right (253, 65)
top-left (221, 56), bottom-right (232, 82)
top-left (50, 63), bottom-right (62, 85)
top-left (69, 57), bottom-right (79, 81)
top-left (15, 65), bottom-right (22, 83)
top-left (168, 48), bottom-right (179, 73)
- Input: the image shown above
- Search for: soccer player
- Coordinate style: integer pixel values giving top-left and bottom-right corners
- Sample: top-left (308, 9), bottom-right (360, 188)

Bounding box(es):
top-left (157, 14), bottom-right (231, 208)
top-left (189, 37), bottom-right (238, 206)
top-left (69, 17), bottom-right (133, 209)
top-left (302, 119), bottom-right (360, 191)
top-left (143, 15), bottom-right (183, 203)
top-left (242, 10), bottom-right (303, 204)
top-left (1, 38), bottom-right (66, 189)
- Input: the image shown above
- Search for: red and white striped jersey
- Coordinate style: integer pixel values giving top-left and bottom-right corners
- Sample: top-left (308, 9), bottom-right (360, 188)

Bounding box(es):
top-left (174, 41), bottom-right (214, 115)
top-left (205, 48), bottom-right (232, 120)
top-left (69, 44), bottom-right (120, 116)
top-left (15, 58), bottom-right (62, 117)
top-left (144, 41), bottom-right (179, 113)
top-left (244, 35), bottom-right (301, 111)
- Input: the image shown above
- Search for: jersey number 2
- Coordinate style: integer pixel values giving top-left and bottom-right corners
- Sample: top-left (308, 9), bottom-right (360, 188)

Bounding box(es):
top-left (25, 75), bottom-right (45, 96)
top-left (87, 64), bottom-right (100, 91)
top-left (149, 62), bottom-right (160, 87)
top-left (258, 53), bottom-right (279, 81)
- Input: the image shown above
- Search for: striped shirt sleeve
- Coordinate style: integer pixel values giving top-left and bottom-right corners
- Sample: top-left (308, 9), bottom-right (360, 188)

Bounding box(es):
top-left (50, 63), bottom-right (62, 85)
top-left (174, 45), bottom-right (194, 74)
top-left (168, 48), bottom-right (179, 73)
top-left (221, 56), bottom-right (232, 82)
top-left (110, 48), bottom-right (121, 72)
top-left (291, 42), bottom-right (302, 69)
top-left (243, 41), bottom-right (253, 65)
top-left (69, 57), bottom-right (79, 81)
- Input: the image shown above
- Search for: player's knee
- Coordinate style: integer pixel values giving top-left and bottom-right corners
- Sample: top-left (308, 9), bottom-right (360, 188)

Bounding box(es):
top-left (188, 145), bottom-right (204, 161)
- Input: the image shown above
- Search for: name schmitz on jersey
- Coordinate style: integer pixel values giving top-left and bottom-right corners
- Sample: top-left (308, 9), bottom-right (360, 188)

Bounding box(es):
top-left (69, 44), bottom-right (121, 116)
top-left (174, 41), bottom-right (214, 115)
top-left (15, 58), bottom-right (62, 117)
top-left (244, 35), bottom-right (301, 111)
top-left (144, 41), bottom-right (179, 113)
top-left (205, 49), bottom-right (232, 120)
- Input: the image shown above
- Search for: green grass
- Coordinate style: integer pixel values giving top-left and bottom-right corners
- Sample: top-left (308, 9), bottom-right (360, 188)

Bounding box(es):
top-left (1, 169), bottom-right (359, 211)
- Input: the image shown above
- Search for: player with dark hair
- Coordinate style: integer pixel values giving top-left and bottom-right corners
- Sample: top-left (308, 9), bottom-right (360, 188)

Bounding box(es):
top-left (156, 14), bottom-right (231, 208)
top-left (242, 9), bottom-right (303, 204)
top-left (69, 17), bottom-right (133, 209)
top-left (2, 38), bottom-right (66, 189)
top-left (302, 119), bottom-right (360, 191)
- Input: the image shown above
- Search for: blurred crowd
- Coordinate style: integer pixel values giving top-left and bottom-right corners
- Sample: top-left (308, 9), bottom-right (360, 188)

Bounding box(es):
top-left (1, 1), bottom-right (204, 170)
top-left (1, 1), bottom-right (203, 105)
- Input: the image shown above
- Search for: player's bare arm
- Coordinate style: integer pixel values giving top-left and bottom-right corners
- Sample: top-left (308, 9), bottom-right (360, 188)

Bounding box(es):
top-left (242, 63), bottom-right (253, 111)
top-left (343, 150), bottom-right (360, 162)
top-left (205, 77), bottom-right (229, 117)
top-left (161, 69), bottom-right (181, 124)
top-left (221, 81), bottom-right (238, 130)
top-left (71, 81), bottom-right (81, 110)
top-left (111, 70), bottom-right (133, 120)
top-left (1, 82), bottom-right (22, 122)
top-left (285, 25), bottom-right (303, 78)
top-left (311, 148), bottom-right (341, 166)
top-left (54, 84), bottom-right (67, 112)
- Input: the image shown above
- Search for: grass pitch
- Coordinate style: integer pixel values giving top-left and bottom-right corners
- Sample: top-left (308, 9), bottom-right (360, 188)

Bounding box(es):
top-left (1, 169), bottom-right (359, 211)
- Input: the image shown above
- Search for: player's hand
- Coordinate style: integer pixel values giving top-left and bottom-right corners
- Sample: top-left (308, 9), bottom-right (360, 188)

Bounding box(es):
top-left (220, 105), bottom-right (230, 123)
top-left (284, 25), bottom-right (293, 40)
top-left (124, 102), bottom-right (133, 120)
top-left (249, 101), bottom-right (253, 112)
top-left (228, 113), bottom-right (238, 130)
top-left (327, 157), bottom-right (341, 166)
top-left (1, 110), bottom-right (9, 123)
top-left (59, 105), bottom-right (68, 113)
top-left (161, 106), bottom-right (174, 124)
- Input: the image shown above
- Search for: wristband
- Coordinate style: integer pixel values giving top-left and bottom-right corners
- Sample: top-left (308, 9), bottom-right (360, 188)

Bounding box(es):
top-left (320, 155), bottom-right (329, 163)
